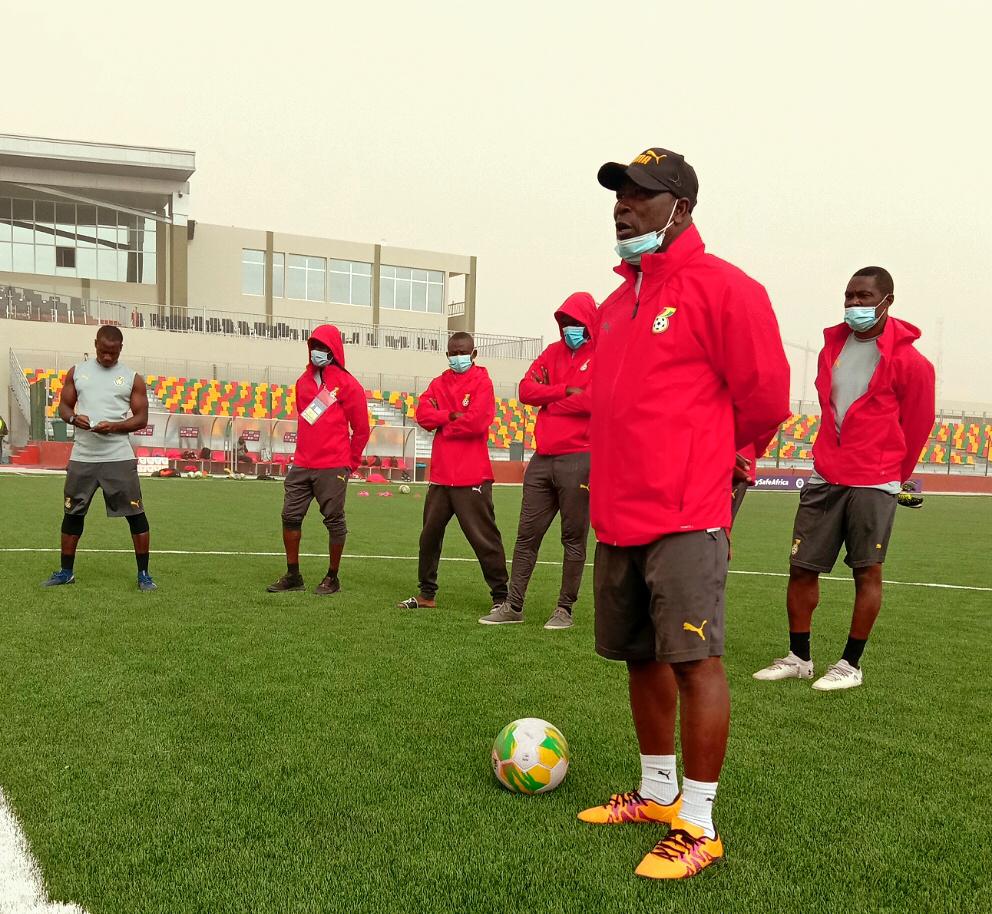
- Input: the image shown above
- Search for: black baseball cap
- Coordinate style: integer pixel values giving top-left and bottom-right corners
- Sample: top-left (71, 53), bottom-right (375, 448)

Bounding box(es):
top-left (598, 147), bottom-right (698, 207)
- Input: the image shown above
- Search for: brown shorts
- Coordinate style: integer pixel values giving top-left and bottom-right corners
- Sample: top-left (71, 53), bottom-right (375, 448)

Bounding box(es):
top-left (594, 529), bottom-right (729, 664)
top-left (281, 466), bottom-right (349, 543)
top-left (789, 483), bottom-right (898, 573)
top-left (64, 459), bottom-right (145, 517)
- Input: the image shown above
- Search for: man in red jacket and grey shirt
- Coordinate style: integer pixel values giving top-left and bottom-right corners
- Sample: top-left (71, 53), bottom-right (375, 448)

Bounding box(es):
top-left (267, 324), bottom-right (371, 595)
top-left (577, 147), bottom-right (790, 880)
top-left (479, 291), bottom-right (596, 630)
top-left (754, 267), bottom-right (935, 691)
top-left (398, 332), bottom-right (509, 613)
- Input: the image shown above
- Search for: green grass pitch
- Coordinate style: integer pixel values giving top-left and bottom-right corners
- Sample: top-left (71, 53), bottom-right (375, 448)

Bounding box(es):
top-left (1, 475), bottom-right (990, 913)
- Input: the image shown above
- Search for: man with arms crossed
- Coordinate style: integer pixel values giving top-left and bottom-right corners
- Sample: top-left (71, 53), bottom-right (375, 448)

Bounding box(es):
top-left (43, 325), bottom-right (156, 591)
top-left (578, 148), bottom-right (790, 879)
top-left (754, 267), bottom-right (935, 690)
top-left (479, 291), bottom-right (596, 630)
top-left (398, 333), bottom-right (509, 614)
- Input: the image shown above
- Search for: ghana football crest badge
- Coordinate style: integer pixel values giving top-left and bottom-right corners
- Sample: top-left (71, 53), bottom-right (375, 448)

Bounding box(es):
top-left (462, 393), bottom-right (471, 407)
top-left (114, 375), bottom-right (125, 385)
top-left (791, 538), bottom-right (801, 557)
top-left (652, 307), bottom-right (677, 334)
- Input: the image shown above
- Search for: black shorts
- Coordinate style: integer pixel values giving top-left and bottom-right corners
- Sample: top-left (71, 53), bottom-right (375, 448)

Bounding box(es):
top-left (790, 483), bottom-right (898, 573)
top-left (64, 459), bottom-right (145, 517)
top-left (281, 466), bottom-right (349, 543)
top-left (594, 530), bottom-right (729, 664)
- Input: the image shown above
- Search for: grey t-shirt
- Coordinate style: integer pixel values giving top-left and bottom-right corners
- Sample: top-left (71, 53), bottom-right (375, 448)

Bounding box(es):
top-left (69, 362), bottom-right (137, 463)
top-left (810, 335), bottom-right (899, 494)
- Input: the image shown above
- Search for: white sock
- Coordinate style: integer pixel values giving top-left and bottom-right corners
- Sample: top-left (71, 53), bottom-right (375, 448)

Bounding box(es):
top-left (638, 754), bottom-right (679, 805)
top-left (679, 777), bottom-right (718, 838)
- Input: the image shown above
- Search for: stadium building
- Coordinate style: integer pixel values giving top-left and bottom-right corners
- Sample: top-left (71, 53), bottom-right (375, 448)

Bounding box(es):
top-left (0, 134), bottom-right (543, 479)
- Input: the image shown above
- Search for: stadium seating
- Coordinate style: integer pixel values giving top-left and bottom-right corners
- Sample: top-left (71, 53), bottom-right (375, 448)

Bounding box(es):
top-left (21, 368), bottom-right (992, 462)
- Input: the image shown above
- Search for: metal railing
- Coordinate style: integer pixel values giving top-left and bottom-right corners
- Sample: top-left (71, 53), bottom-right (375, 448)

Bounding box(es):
top-left (0, 283), bottom-right (542, 362)
top-left (8, 349), bottom-right (32, 427)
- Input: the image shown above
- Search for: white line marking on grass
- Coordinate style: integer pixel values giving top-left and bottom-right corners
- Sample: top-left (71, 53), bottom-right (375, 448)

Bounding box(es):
top-left (0, 788), bottom-right (89, 914)
top-left (4, 548), bottom-right (991, 593)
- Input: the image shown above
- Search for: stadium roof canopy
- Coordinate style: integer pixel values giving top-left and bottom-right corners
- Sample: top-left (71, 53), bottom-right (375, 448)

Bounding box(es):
top-left (0, 133), bottom-right (196, 224)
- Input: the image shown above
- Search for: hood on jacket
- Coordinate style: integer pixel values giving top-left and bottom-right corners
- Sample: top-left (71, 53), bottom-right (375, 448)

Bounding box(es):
top-left (554, 291), bottom-right (598, 343)
top-left (823, 315), bottom-right (922, 355)
top-left (308, 324), bottom-right (347, 370)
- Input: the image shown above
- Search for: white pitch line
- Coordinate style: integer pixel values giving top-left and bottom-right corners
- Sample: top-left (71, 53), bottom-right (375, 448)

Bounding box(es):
top-left (0, 788), bottom-right (88, 914)
top-left (2, 548), bottom-right (990, 593)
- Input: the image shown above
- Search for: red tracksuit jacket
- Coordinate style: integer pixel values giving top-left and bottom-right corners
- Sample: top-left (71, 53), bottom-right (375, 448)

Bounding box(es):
top-left (811, 317), bottom-right (935, 486)
top-left (292, 324), bottom-right (371, 470)
top-left (517, 292), bottom-right (597, 456)
top-left (591, 225), bottom-right (791, 546)
top-left (416, 363), bottom-right (496, 486)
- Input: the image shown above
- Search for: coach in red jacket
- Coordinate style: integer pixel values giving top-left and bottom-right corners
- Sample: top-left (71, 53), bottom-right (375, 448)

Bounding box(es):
top-left (576, 148), bottom-right (790, 880)
top-left (754, 267), bottom-right (935, 692)
top-left (267, 324), bottom-right (370, 595)
top-left (397, 332), bottom-right (509, 613)
top-left (479, 291), bottom-right (596, 630)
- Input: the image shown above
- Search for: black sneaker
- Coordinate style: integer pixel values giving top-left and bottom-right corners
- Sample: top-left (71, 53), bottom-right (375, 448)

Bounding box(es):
top-left (315, 575), bottom-right (340, 596)
top-left (267, 572), bottom-right (305, 593)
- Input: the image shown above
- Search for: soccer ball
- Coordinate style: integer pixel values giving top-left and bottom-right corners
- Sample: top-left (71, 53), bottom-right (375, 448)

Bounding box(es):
top-left (491, 718), bottom-right (569, 794)
top-left (398, 484), bottom-right (411, 494)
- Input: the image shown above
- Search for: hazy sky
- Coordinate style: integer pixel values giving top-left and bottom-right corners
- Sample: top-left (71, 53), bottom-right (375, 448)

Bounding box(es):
top-left (6, 1), bottom-right (989, 406)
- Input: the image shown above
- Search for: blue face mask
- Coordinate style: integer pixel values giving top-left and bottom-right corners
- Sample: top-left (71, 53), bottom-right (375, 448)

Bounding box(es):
top-left (311, 350), bottom-right (332, 368)
top-left (563, 326), bottom-right (587, 350)
top-left (615, 200), bottom-right (680, 265)
top-left (448, 354), bottom-right (473, 373)
top-left (844, 296), bottom-right (890, 332)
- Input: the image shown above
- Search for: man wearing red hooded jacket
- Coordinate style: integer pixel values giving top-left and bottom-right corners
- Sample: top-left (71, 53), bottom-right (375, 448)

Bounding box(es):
top-left (267, 324), bottom-right (370, 596)
top-left (398, 332), bottom-right (509, 613)
top-left (479, 291), bottom-right (596, 630)
top-left (576, 147), bottom-right (790, 880)
top-left (754, 266), bottom-right (935, 691)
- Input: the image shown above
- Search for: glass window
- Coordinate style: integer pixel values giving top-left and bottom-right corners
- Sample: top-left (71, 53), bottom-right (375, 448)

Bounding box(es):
top-left (287, 254), bottom-right (307, 299)
top-left (427, 283), bottom-right (443, 313)
top-left (273, 252), bottom-right (285, 297)
top-left (0, 221), bottom-right (9, 243)
top-left (411, 269), bottom-right (428, 282)
top-left (242, 248), bottom-right (265, 296)
top-left (328, 259), bottom-right (372, 305)
top-left (0, 198), bottom-right (10, 221)
top-left (98, 248), bottom-right (119, 280)
top-left (76, 248), bottom-right (97, 279)
top-left (12, 243), bottom-right (33, 272)
top-left (352, 273), bottom-right (371, 306)
top-left (329, 271), bottom-right (351, 303)
top-left (379, 264), bottom-right (395, 280)
top-left (139, 252), bottom-right (156, 284)
top-left (143, 219), bottom-right (157, 253)
top-left (394, 277), bottom-right (411, 310)
top-left (394, 266), bottom-right (412, 281)
top-left (56, 246), bottom-right (76, 269)
top-left (76, 206), bottom-right (96, 247)
top-left (12, 199), bottom-right (33, 243)
top-left (0, 243), bottom-right (11, 272)
top-left (306, 256), bottom-right (325, 301)
top-left (429, 270), bottom-right (443, 284)
top-left (380, 276), bottom-right (394, 308)
top-left (411, 280), bottom-right (428, 312)
top-left (35, 246), bottom-right (55, 273)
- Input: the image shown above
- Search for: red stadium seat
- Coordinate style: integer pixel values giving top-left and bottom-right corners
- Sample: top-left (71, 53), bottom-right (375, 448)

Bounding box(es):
top-left (135, 447), bottom-right (151, 457)
top-left (166, 449), bottom-right (181, 459)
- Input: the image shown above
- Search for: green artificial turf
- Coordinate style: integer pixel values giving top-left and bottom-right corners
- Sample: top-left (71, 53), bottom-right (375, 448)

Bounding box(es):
top-left (0, 475), bottom-right (990, 913)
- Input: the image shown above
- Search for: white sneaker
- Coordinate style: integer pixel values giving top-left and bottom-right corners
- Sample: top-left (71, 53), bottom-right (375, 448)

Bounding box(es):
top-left (752, 652), bottom-right (814, 681)
top-left (812, 659), bottom-right (863, 691)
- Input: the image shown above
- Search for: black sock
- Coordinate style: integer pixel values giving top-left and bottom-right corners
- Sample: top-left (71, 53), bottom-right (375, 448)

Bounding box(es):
top-left (789, 631), bottom-right (811, 662)
top-left (136, 553), bottom-right (150, 574)
top-left (287, 562), bottom-right (300, 576)
top-left (327, 567), bottom-right (339, 580)
top-left (61, 552), bottom-right (75, 572)
top-left (842, 637), bottom-right (868, 668)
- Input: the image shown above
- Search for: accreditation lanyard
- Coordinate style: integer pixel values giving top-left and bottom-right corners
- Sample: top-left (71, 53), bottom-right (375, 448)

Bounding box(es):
top-left (300, 371), bottom-right (339, 426)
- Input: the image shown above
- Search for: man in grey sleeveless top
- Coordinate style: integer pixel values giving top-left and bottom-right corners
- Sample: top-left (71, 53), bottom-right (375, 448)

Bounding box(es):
top-left (42, 325), bottom-right (157, 591)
